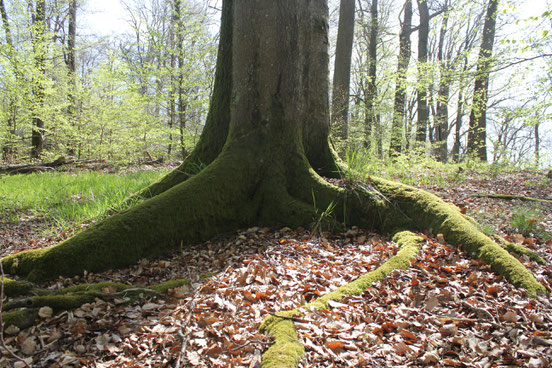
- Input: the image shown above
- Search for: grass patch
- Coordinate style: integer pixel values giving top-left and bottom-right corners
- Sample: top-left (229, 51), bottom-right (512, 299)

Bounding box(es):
top-left (343, 149), bottom-right (467, 187)
top-left (510, 206), bottom-right (551, 241)
top-left (0, 170), bottom-right (167, 232)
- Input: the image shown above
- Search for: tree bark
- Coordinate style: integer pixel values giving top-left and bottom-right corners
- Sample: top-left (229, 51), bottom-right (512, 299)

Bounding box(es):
top-left (390, 0), bottom-right (413, 156)
top-left (364, 0), bottom-right (379, 155)
top-left (415, 0), bottom-right (429, 147)
top-left (66, 0), bottom-right (77, 156)
top-left (331, 0), bottom-right (355, 142)
top-left (30, 0), bottom-right (47, 159)
top-left (0, 0), bottom-right (16, 159)
top-left (433, 4), bottom-right (450, 162)
top-left (467, 0), bottom-right (499, 162)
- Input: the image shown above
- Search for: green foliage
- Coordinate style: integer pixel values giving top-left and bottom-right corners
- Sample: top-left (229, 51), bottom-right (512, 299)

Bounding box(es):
top-left (0, 170), bottom-right (167, 231)
top-left (311, 191), bottom-right (336, 235)
top-left (343, 148), bottom-right (467, 187)
top-left (510, 206), bottom-right (551, 241)
top-left (0, 0), bottom-right (216, 163)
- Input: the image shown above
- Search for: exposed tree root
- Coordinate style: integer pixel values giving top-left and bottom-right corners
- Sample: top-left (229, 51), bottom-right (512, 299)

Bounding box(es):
top-left (473, 193), bottom-right (552, 203)
top-left (366, 177), bottom-right (546, 296)
top-left (1, 279), bottom-right (188, 329)
top-left (497, 237), bottom-right (546, 265)
top-left (259, 231), bottom-right (424, 368)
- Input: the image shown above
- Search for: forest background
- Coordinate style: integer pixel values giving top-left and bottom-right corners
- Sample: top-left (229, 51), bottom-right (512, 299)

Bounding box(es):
top-left (0, 0), bottom-right (550, 167)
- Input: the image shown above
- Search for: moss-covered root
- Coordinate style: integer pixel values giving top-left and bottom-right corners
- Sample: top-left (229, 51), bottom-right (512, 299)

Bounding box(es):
top-left (2, 278), bottom-right (35, 297)
top-left (259, 231), bottom-right (423, 368)
top-left (497, 237), bottom-right (546, 265)
top-left (370, 177), bottom-right (547, 296)
top-left (2, 309), bottom-right (38, 331)
top-left (1, 153), bottom-right (260, 283)
top-left (1, 279), bottom-right (188, 329)
top-left (474, 193), bottom-right (552, 204)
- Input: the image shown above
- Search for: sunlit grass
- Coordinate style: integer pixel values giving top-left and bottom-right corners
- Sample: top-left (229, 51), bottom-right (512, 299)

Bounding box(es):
top-left (0, 170), bottom-right (167, 233)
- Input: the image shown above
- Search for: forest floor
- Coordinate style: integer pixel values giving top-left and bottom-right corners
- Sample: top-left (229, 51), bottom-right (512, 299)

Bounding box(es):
top-left (1, 167), bottom-right (551, 367)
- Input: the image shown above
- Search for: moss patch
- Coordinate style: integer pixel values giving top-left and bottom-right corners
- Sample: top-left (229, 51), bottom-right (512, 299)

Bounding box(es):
top-left (497, 237), bottom-right (546, 265)
top-left (260, 231), bottom-right (423, 367)
top-left (2, 309), bottom-right (38, 330)
top-left (369, 177), bottom-right (546, 296)
top-left (2, 278), bottom-right (34, 297)
top-left (2, 279), bottom-right (189, 329)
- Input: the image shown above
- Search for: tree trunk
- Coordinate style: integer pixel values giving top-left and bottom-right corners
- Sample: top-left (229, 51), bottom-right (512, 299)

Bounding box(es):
top-left (534, 122), bottom-right (539, 167)
top-left (415, 0), bottom-right (429, 147)
top-left (433, 4), bottom-right (450, 162)
top-left (331, 0), bottom-right (355, 142)
top-left (30, 0), bottom-right (47, 159)
top-left (390, 0), bottom-right (413, 156)
top-left (0, 0), bottom-right (16, 160)
top-left (3, 0), bottom-right (544, 319)
top-left (364, 0), bottom-right (379, 155)
top-left (66, 0), bottom-right (77, 156)
top-left (467, 0), bottom-right (499, 162)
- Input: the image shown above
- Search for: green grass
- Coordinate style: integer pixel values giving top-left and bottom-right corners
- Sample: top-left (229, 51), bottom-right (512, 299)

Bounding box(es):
top-left (343, 149), bottom-right (467, 187)
top-left (510, 206), bottom-right (551, 241)
top-left (0, 170), bottom-right (167, 232)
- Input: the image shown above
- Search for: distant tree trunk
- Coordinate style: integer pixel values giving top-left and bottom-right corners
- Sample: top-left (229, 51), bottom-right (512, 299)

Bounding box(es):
top-left (175, 0), bottom-right (188, 158)
top-left (415, 0), bottom-right (429, 147)
top-left (30, 0), bottom-right (47, 159)
top-left (467, 0), bottom-right (499, 162)
top-left (364, 0), bottom-right (379, 154)
top-left (390, 0), bottom-right (413, 156)
top-left (167, 1), bottom-right (178, 157)
top-left (0, 0), bottom-right (16, 160)
top-left (66, 0), bottom-right (77, 156)
top-left (331, 0), bottom-right (355, 142)
top-left (433, 4), bottom-right (450, 162)
top-left (534, 122), bottom-right (539, 167)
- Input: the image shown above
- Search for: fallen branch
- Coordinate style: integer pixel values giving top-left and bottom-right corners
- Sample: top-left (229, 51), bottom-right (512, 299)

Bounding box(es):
top-left (473, 193), bottom-right (552, 204)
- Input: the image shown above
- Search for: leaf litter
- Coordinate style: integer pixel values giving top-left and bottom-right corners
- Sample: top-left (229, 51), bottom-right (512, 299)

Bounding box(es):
top-left (1, 169), bottom-right (551, 367)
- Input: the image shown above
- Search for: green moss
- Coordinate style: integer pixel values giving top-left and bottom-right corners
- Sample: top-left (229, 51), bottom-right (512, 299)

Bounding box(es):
top-left (498, 237), bottom-right (546, 265)
top-left (2, 279), bottom-right (189, 328)
top-left (260, 231), bottom-right (422, 367)
top-left (474, 193), bottom-right (552, 204)
top-left (2, 278), bottom-right (34, 297)
top-left (199, 272), bottom-right (218, 280)
top-left (147, 279), bottom-right (189, 293)
top-left (2, 309), bottom-right (38, 330)
top-left (370, 177), bottom-right (546, 296)
top-left (261, 318), bottom-right (304, 368)
top-left (305, 231), bottom-right (422, 310)
top-left (2, 151), bottom-right (260, 282)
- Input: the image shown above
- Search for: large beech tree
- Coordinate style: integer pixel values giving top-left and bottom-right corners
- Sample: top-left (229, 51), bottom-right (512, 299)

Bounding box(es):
top-left (2, 0), bottom-right (544, 306)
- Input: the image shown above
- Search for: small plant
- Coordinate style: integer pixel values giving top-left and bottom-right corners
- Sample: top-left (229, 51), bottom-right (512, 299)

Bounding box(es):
top-left (510, 206), bottom-right (551, 241)
top-left (311, 191), bottom-right (336, 237)
top-left (187, 161), bottom-right (207, 176)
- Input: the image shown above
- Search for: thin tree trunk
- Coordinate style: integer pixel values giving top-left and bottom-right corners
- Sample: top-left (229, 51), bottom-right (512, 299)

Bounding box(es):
top-left (534, 123), bottom-right (539, 167)
top-left (390, 0), bottom-right (412, 156)
top-left (174, 0), bottom-right (188, 158)
top-left (0, 0), bottom-right (15, 159)
top-left (433, 4), bottom-right (450, 162)
top-left (66, 0), bottom-right (77, 156)
top-left (331, 0), bottom-right (355, 142)
top-left (30, 0), bottom-right (47, 159)
top-left (415, 0), bottom-right (429, 147)
top-left (467, 0), bottom-right (499, 162)
top-left (364, 0), bottom-right (379, 154)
